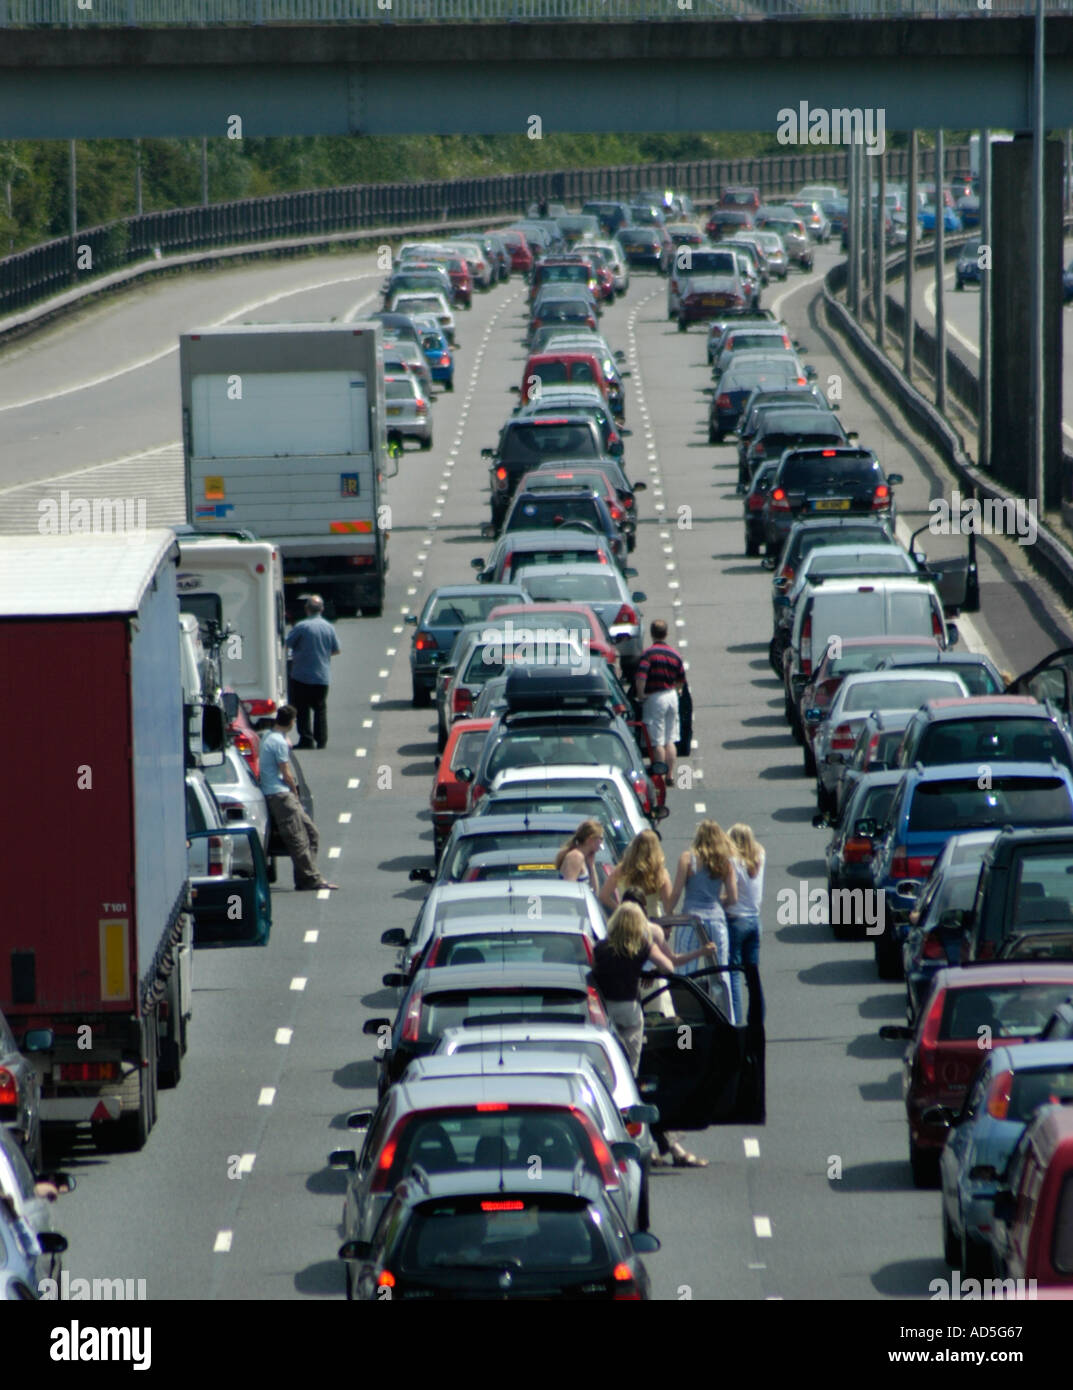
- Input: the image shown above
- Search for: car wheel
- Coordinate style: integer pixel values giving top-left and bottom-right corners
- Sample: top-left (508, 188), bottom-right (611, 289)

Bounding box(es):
top-left (828, 884), bottom-right (856, 941)
top-left (637, 1179), bottom-right (651, 1233)
top-left (943, 1207), bottom-right (961, 1268)
top-left (745, 530), bottom-right (760, 557)
top-left (677, 318), bottom-right (687, 333)
top-left (816, 780), bottom-right (835, 815)
top-left (412, 680), bottom-right (432, 709)
top-left (770, 635), bottom-right (786, 677)
top-left (267, 854), bottom-right (278, 884)
top-left (875, 925), bottom-right (903, 982)
top-left (446, 378), bottom-right (454, 392)
top-left (803, 740), bottom-right (816, 777)
top-left (709, 428), bottom-right (723, 445)
top-left (436, 720), bottom-right (448, 753)
top-left (344, 1251), bottom-right (354, 1301)
top-left (961, 1229), bottom-right (992, 1279)
top-left (910, 1140), bottom-right (940, 1189)
top-left (420, 437), bottom-right (433, 452)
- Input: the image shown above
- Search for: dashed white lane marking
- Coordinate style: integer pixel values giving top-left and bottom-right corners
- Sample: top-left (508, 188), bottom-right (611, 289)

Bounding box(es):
top-left (355, 747), bottom-right (367, 757)
top-left (347, 778), bottom-right (360, 789)
top-left (744, 1137), bottom-right (761, 1158)
top-left (213, 1230), bottom-right (233, 1253)
top-left (754, 1216), bottom-right (773, 1239)
top-left (329, 845), bottom-right (343, 857)
top-left (275, 1028), bottom-right (293, 1045)
top-left (338, 812), bottom-right (352, 824)
top-left (257, 1088), bottom-right (275, 1106)
top-left (290, 977), bottom-right (307, 992)
top-left (362, 719), bottom-right (373, 728)
top-left (304, 930), bottom-right (318, 944)
top-left (694, 802), bottom-right (707, 814)
top-left (370, 694), bottom-right (382, 704)
top-left (237, 1154), bottom-right (256, 1175)
top-left (317, 887), bottom-right (331, 900)
top-left (378, 669), bottom-right (390, 679)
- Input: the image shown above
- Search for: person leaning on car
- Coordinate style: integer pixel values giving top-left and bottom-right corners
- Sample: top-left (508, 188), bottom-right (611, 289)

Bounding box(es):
top-left (258, 705), bottom-right (338, 892)
top-left (634, 619), bottom-right (686, 788)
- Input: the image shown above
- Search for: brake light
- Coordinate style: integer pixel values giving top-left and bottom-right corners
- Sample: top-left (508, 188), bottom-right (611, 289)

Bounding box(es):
top-left (780, 567), bottom-right (794, 585)
top-left (401, 990), bottom-right (423, 1044)
top-left (481, 1199), bottom-right (524, 1210)
top-left (377, 1270), bottom-right (396, 1288)
top-left (583, 935), bottom-right (594, 964)
top-left (232, 730), bottom-right (255, 758)
top-left (452, 687), bottom-right (473, 717)
top-left (891, 848), bottom-right (935, 880)
top-left (609, 505), bottom-right (624, 523)
top-left (866, 733), bottom-right (880, 765)
top-left (245, 698), bottom-right (277, 717)
top-left (414, 632), bottom-right (437, 652)
top-left (843, 837), bottom-right (874, 864)
top-left (207, 836), bottom-right (226, 877)
top-left (470, 784), bottom-right (486, 807)
top-left (872, 483), bottom-right (889, 508)
top-left (58, 1061), bottom-right (120, 1082)
top-left (800, 615), bottom-right (812, 676)
top-left (570, 1105), bottom-right (619, 1188)
top-left (612, 1262), bottom-right (642, 1298)
top-left (424, 939), bottom-right (443, 967)
top-left (0, 1068), bottom-right (18, 1106)
top-left (717, 394), bottom-right (732, 410)
top-left (770, 487), bottom-right (790, 511)
top-left (748, 493), bottom-right (765, 511)
top-left (416, 399), bottom-right (427, 414)
top-left (495, 466), bottom-right (508, 486)
top-left (613, 605), bottom-right (637, 627)
top-left (597, 549), bottom-right (609, 565)
top-left (922, 932), bottom-right (948, 961)
top-left (918, 987), bottom-right (947, 1088)
top-left (830, 722), bottom-right (856, 751)
top-left (932, 611), bottom-right (944, 639)
top-left (986, 1070), bottom-right (1015, 1121)
top-left (439, 355), bottom-right (450, 367)
top-left (587, 985), bottom-right (607, 1027)
top-left (477, 1104), bottom-right (510, 1113)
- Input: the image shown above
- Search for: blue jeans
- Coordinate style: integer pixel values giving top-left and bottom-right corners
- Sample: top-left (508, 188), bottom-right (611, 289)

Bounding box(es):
top-left (726, 910), bottom-right (761, 1024)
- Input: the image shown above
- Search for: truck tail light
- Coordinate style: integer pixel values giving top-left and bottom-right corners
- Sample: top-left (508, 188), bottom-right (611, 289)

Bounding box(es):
top-left (208, 836), bottom-right (226, 877)
top-left (452, 687), bottom-right (473, 717)
top-left (58, 1061), bottom-right (121, 1082)
top-left (830, 722), bottom-right (856, 751)
top-left (918, 987), bottom-right (947, 1088)
top-left (0, 1068), bottom-right (17, 1107)
top-left (613, 605), bottom-right (637, 627)
top-left (401, 991), bottom-right (423, 1045)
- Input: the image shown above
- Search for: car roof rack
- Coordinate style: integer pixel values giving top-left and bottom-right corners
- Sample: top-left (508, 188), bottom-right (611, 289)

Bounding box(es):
top-left (503, 667), bottom-right (614, 714)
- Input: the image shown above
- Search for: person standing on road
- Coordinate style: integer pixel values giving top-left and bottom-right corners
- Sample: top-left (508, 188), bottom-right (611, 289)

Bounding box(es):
top-left (285, 595), bottom-right (340, 750)
top-left (591, 902), bottom-right (675, 1074)
top-left (555, 820), bottom-right (604, 885)
top-left (634, 619), bottom-right (686, 790)
top-left (599, 829), bottom-right (674, 917)
top-left (669, 820), bottom-right (738, 1017)
top-left (726, 823), bottom-right (766, 1026)
top-left (258, 705), bottom-right (338, 892)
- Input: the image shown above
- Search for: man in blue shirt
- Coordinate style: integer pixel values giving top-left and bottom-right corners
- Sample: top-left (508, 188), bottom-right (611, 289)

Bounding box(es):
top-left (285, 595), bottom-right (341, 750)
top-left (259, 705), bottom-right (338, 891)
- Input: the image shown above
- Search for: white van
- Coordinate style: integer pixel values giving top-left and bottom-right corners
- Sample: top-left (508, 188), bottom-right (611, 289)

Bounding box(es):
top-left (786, 575), bottom-right (955, 710)
top-left (176, 535), bottom-right (287, 726)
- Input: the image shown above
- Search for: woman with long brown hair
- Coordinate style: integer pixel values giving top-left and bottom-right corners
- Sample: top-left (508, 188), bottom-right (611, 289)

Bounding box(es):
top-left (599, 829), bottom-right (673, 918)
top-left (555, 819), bottom-right (604, 886)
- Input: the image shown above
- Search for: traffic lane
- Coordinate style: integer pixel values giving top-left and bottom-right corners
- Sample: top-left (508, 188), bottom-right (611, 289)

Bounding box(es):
top-left (43, 280), bottom-right (515, 1298)
top-left (0, 250), bottom-right (386, 490)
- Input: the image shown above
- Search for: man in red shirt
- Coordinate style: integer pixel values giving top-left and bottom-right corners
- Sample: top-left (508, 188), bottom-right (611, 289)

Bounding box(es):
top-left (634, 619), bottom-right (686, 787)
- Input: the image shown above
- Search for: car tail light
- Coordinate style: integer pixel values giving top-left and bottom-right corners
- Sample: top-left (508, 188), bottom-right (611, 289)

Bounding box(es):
top-left (830, 722), bottom-right (856, 751)
top-left (470, 784), bottom-right (486, 807)
top-left (613, 604), bottom-right (637, 627)
top-left (401, 991), bottom-right (423, 1044)
top-left (865, 733), bottom-right (881, 765)
top-left (452, 687), bottom-right (473, 717)
top-left (596, 549), bottom-right (609, 565)
top-left (609, 505), bottom-right (624, 523)
top-left (582, 936), bottom-right (594, 964)
top-left (843, 837), bottom-right (874, 864)
top-left (439, 355), bottom-right (451, 367)
top-left (477, 1103), bottom-right (510, 1114)
top-left (612, 1263), bottom-right (642, 1299)
top-left (495, 467), bottom-right (508, 487)
top-left (770, 487), bottom-right (790, 511)
top-left (779, 566), bottom-right (794, 585)
top-left (416, 399), bottom-right (427, 414)
top-left (932, 611), bottom-right (945, 640)
top-left (625, 1121), bottom-right (642, 1138)
top-left (587, 985), bottom-right (607, 1027)
top-left (570, 1105), bottom-right (619, 1188)
top-left (232, 730), bottom-right (256, 764)
top-left (918, 987), bottom-right (947, 1088)
top-left (717, 394), bottom-right (732, 411)
top-left (922, 933), bottom-right (948, 961)
top-left (377, 1270), bottom-right (396, 1289)
top-left (414, 632), bottom-right (437, 652)
top-left (481, 1199), bottom-right (524, 1210)
top-left (0, 1068), bottom-right (18, 1106)
top-left (531, 319), bottom-right (542, 331)
top-left (872, 484), bottom-right (890, 508)
top-left (986, 1070), bottom-right (1016, 1121)
top-left (58, 1061), bottom-right (120, 1082)
top-left (208, 836), bottom-right (226, 877)
top-left (747, 493), bottom-right (765, 511)
top-left (245, 698), bottom-right (277, 718)
top-left (891, 848), bottom-right (935, 880)
top-left (800, 615), bottom-right (812, 676)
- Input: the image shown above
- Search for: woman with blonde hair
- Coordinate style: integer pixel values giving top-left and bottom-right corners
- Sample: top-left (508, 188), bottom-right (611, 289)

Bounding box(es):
top-left (555, 819), bottom-right (604, 885)
top-left (599, 829), bottom-right (673, 918)
top-left (726, 823), bottom-right (766, 1025)
top-left (591, 902), bottom-right (675, 1074)
top-left (669, 820), bottom-right (738, 1018)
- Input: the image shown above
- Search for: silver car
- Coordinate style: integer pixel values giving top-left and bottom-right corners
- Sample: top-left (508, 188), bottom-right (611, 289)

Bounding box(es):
top-left (752, 231), bottom-right (789, 280)
top-left (204, 743), bottom-right (271, 877)
top-left (0, 1124), bottom-right (72, 1290)
top-left (382, 337), bottom-right (434, 395)
top-left (513, 561), bottom-right (647, 670)
top-left (389, 291), bottom-right (456, 345)
top-left (483, 763), bottom-right (653, 841)
top-left (384, 373), bottom-right (432, 450)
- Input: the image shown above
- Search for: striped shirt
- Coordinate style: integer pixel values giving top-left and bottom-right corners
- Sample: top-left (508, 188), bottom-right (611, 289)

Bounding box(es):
top-left (636, 642), bottom-right (685, 693)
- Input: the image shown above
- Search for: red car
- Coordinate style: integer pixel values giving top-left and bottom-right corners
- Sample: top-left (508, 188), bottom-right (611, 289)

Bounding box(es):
top-left (518, 351), bottom-right (613, 410)
top-left (719, 186), bottom-right (761, 212)
top-left (502, 229), bottom-right (534, 277)
top-left (485, 601), bottom-right (622, 675)
top-left (444, 256), bottom-right (473, 309)
top-left (225, 691), bottom-right (261, 781)
top-left (430, 718), bottom-right (494, 857)
top-left (528, 257), bottom-right (598, 307)
top-left (883, 963), bottom-right (1073, 1187)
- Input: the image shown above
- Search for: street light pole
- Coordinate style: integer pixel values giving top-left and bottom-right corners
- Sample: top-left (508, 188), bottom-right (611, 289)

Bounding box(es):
top-left (1030, 0), bottom-right (1045, 507)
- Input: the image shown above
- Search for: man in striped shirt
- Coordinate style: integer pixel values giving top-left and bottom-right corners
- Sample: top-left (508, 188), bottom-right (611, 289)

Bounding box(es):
top-left (634, 619), bottom-right (686, 787)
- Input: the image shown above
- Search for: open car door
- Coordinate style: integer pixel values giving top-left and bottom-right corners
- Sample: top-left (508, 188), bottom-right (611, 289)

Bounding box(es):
top-left (635, 962), bottom-right (765, 1129)
top-left (1006, 646), bottom-right (1073, 727)
top-left (188, 826), bottom-right (273, 947)
top-left (910, 520), bottom-right (980, 616)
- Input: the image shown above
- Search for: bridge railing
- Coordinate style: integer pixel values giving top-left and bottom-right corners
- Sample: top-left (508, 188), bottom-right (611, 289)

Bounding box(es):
top-left (0, 0), bottom-right (1065, 23)
top-left (0, 145), bottom-right (971, 317)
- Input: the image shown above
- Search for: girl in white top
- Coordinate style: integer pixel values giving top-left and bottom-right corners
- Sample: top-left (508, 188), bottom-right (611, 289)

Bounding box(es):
top-left (725, 824), bottom-right (766, 1026)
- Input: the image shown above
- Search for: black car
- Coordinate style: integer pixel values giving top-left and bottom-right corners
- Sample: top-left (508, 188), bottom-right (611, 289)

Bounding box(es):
top-left (616, 226), bottom-right (667, 274)
top-left (763, 447), bottom-right (903, 551)
top-left (483, 415), bottom-right (609, 533)
top-left (743, 460), bottom-right (778, 557)
top-left (955, 238), bottom-right (982, 291)
top-left (818, 770), bottom-right (904, 940)
top-left (340, 1167), bottom-right (659, 1301)
top-left (581, 201), bottom-right (632, 237)
top-left (527, 459), bottom-right (643, 551)
top-left (709, 359), bottom-right (809, 442)
top-left (738, 406), bottom-right (852, 492)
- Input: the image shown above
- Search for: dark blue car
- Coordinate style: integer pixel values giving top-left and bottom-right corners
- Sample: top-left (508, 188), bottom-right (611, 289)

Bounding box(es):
top-left (407, 583), bottom-right (530, 706)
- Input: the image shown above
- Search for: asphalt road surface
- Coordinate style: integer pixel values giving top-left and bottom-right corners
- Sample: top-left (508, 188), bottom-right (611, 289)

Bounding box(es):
top-left (8, 241), bottom-right (1073, 1300)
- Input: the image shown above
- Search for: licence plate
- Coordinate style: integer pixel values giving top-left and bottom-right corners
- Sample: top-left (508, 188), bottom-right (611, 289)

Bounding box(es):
top-left (517, 864), bottom-right (555, 872)
top-left (701, 295), bottom-right (722, 307)
top-left (813, 498), bottom-right (851, 511)
top-left (387, 406), bottom-right (402, 416)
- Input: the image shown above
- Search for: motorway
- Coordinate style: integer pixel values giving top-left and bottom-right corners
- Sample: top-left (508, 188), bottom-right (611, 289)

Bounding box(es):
top-left (6, 240), bottom-right (1073, 1301)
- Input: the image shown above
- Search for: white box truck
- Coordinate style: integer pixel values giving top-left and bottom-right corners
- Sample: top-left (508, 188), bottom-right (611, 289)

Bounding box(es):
top-left (176, 533), bottom-right (288, 724)
top-left (180, 323), bottom-right (391, 618)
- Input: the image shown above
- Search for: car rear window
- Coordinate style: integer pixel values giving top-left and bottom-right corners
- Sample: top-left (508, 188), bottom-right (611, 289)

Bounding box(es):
top-left (421, 988), bottom-right (587, 1038)
top-left (1006, 1067), bottom-right (1073, 1122)
top-left (385, 379), bottom-right (417, 400)
top-left (759, 411), bottom-right (835, 437)
top-left (400, 1194), bottom-right (608, 1275)
top-left (391, 1111), bottom-right (594, 1182)
top-left (944, 663), bottom-right (1004, 696)
top-left (939, 984), bottom-right (1073, 1041)
top-left (445, 830), bottom-right (576, 881)
top-left (908, 777), bottom-right (1073, 832)
top-left (509, 498), bottom-right (602, 530)
top-left (541, 265), bottom-right (589, 283)
top-left (434, 897), bottom-right (590, 928)
top-left (427, 594), bottom-right (511, 627)
top-left (813, 592), bottom-right (936, 643)
top-left (435, 932), bottom-right (590, 969)
top-left (829, 643), bottom-right (936, 675)
top-left (452, 1038), bottom-right (616, 1090)
top-left (843, 678), bottom-right (959, 714)
top-left (488, 731), bottom-right (632, 781)
top-left (462, 639), bottom-right (586, 686)
top-left (780, 456), bottom-right (882, 489)
top-left (516, 572), bottom-right (620, 602)
top-left (450, 728), bottom-right (491, 773)
top-left (918, 719), bottom-right (1071, 769)
top-left (856, 783), bottom-right (897, 826)
top-left (504, 424), bottom-right (600, 461)
top-left (1010, 855), bottom-right (1073, 929)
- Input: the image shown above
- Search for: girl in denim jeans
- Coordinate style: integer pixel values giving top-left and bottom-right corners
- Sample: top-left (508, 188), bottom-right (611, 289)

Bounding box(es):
top-left (726, 824), bottom-right (766, 1026)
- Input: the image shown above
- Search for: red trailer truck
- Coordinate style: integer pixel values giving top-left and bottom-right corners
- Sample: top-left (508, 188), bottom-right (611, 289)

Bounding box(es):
top-left (0, 530), bottom-right (192, 1152)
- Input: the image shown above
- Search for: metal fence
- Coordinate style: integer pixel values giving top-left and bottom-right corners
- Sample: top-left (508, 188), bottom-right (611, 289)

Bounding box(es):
top-left (0, 0), bottom-right (1067, 22)
top-left (0, 146), bottom-right (971, 318)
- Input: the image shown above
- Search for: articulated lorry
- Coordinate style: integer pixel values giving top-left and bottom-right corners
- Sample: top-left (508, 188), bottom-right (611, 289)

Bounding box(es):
top-left (180, 322), bottom-right (391, 618)
top-left (0, 531), bottom-right (192, 1151)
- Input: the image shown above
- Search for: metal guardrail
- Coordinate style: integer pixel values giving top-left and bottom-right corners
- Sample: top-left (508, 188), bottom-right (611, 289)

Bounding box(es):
top-left (0, 146), bottom-right (971, 319)
top-left (0, 0), bottom-right (1067, 22)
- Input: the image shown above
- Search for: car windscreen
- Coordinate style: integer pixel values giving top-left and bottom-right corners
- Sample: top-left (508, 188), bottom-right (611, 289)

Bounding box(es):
top-left (939, 984), bottom-right (1073, 1041)
top-left (504, 425), bottom-right (600, 461)
top-left (830, 647), bottom-right (936, 682)
top-left (487, 731), bottom-right (633, 781)
top-left (385, 379), bottom-right (416, 400)
top-left (420, 988), bottom-right (588, 1039)
top-left (516, 572), bottom-right (622, 602)
top-left (1010, 854), bottom-right (1073, 929)
top-left (780, 456), bottom-right (882, 489)
top-left (462, 640), bottom-right (587, 685)
top-left (917, 718), bottom-right (1072, 770)
top-left (399, 1194), bottom-right (609, 1276)
top-left (908, 777), bottom-right (1073, 833)
top-left (435, 932), bottom-right (590, 969)
top-left (1005, 1066), bottom-right (1073, 1121)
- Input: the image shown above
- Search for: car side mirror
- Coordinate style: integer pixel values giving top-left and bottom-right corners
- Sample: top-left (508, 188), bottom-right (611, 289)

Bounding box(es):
top-left (347, 1110), bottom-right (374, 1130)
top-left (804, 365), bottom-right (817, 380)
top-left (969, 1164), bottom-right (999, 1183)
top-left (946, 622), bottom-right (959, 647)
top-left (632, 480), bottom-right (647, 492)
top-left (508, 384), bottom-right (520, 393)
top-left (631, 591), bottom-right (647, 603)
top-left (649, 761), bottom-right (669, 777)
top-left (611, 1140), bottom-right (641, 1165)
top-left (631, 1231), bottom-right (661, 1255)
top-left (471, 557), bottom-right (486, 571)
top-left (846, 431), bottom-right (860, 443)
top-left (619, 370), bottom-right (632, 378)
top-left (855, 818), bottom-right (878, 839)
top-left (761, 556), bottom-right (777, 571)
top-left (614, 350), bottom-right (626, 361)
top-left (804, 707), bottom-right (822, 722)
top-left (992, 1190), bottom-right (1015, 1222)
top-left (405, 614), bottom-right (418, 625)
top-left (652, 806), bottom-right (670, 822)
top-left (409, 867), bottom-right (435, 883)
top-left (887, 473), bottom-right (904, 485)
top-left (36, 1232), bottom-right (68, 1255)
top-left (939, 908), bottom-right (967, 931)
top-left (339, 1239), bottom-right (372, 1261)
top-left (624, 1103), bottom-right (660, 1125)
top-left (481, 448), bottom-right (495, 458)
top-left (22, 1028), bottom-right (54, 1053)
top-left (879, 1024), bottom-right (913, 1041)
top-left (896, 879), bottom-right (923, 900)
top-left (921, 1105), bottom-right (954, 1129)
top-left (329, 1149), bottom-right (357, 1170)
top-left (380, 927), bottom-right (407, 947)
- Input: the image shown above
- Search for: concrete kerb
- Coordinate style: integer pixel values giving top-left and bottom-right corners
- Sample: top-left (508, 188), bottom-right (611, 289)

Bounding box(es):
top-left (0, 214), bottom-right (517, 348)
